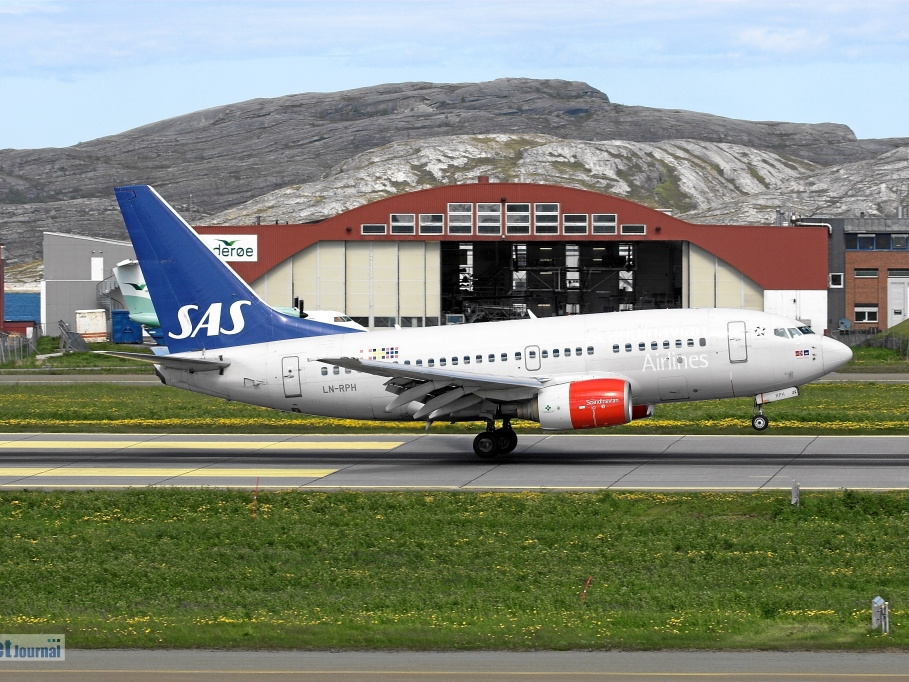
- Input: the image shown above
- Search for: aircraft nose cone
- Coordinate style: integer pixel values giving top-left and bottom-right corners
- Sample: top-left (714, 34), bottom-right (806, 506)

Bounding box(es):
top-left (822, 336), bottom-right (853, 374)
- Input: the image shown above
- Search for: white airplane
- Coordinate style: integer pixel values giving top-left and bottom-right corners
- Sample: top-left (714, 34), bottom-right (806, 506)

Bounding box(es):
top-left (105, 185), bottom-right (853, 458)
top-left (112, 259), bottom-right (365, 333)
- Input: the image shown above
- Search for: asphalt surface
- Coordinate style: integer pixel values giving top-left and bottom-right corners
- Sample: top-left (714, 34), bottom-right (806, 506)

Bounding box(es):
top-left (1, 433), bottom-right (908, 490)
top-left (4, 649), bottom-right (909, 681)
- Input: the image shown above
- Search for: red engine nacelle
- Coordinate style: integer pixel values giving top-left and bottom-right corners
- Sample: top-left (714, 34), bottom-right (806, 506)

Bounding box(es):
top-left (533, 378), bottom-right (633, 430)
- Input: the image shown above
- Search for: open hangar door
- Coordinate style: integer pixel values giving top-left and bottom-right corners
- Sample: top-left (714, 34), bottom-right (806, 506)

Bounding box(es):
top-left (440, 241), bottom-right (683, 321)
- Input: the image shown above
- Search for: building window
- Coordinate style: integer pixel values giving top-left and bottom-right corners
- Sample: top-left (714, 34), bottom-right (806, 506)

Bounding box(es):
top-left (893, 235), bottom-right (909, 250)
top-left (620, 224), bottom-right (646, 235)
top-left (829, 273), bottom-right (844, 288)
top-left (563, 214), bottom-right (588, 235)
top-left (889, 269), bottom-right (909, 278)
top-left (448, 203), bottom-right (473, 235)
top-left (592, 214), bottom-right (617, 235)
top-left (857, 234), bottom-right (875, 250)
top-left (361, 224), bottom-right (386, 235)
top-left (534, 203), bottom-right (559, 234)
top-left (477, 203), bottom-right (502, 235)
top-left (855, 305), bottom-right (879, 323)
top-left (854, 268), bottom-right (879, 278)
top-left (505, 203), bottom-right (531, 235)
top-left (390, 214), bottom-right (415, 235)
top-left (419, 214), bottom-right (444, 235)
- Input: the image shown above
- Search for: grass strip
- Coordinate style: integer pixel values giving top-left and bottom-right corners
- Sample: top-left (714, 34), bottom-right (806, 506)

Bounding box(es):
top-left (0, 489), bottom-right (906, 650)
top-left (1, 382), bottom-right (908, 434)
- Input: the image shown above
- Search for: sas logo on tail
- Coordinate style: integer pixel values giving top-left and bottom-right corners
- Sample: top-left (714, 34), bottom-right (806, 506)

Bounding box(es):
top-left (169, 301), bottom-right (251, 339)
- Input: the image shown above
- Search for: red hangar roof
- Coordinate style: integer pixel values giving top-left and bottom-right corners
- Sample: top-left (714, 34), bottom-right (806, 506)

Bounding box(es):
top-left (194, 181), bottom-right (829, 291)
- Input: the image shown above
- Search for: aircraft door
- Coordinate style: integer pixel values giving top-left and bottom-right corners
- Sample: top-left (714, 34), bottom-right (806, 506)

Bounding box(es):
top-left (727, 321), bottom-right (748, 363)
top-left (282, 356), bottom-right (302, 398)
top-left (525, 345), bottom-right (541, 371)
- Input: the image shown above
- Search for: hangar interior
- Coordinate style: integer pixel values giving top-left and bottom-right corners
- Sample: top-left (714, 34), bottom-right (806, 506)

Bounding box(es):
top-left (439, 241), bottom-right (683, 320)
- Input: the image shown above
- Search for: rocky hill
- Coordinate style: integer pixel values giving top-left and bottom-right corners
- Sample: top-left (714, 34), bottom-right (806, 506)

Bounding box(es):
top-left (1, 78), bottom-right (907, 267)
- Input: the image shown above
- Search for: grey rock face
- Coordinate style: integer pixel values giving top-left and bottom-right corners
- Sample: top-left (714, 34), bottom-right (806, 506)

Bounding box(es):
top-left (1, 78), bottom-right (907, 264)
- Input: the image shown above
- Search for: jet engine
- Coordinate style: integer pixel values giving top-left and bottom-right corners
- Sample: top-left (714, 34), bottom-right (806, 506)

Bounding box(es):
top-left (518, 378), bottom-right (636, 430)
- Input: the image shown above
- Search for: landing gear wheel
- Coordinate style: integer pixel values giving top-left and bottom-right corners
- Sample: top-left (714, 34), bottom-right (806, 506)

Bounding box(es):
top-left (473, 432), bottom-right (499, 458)
top-left (494, 428), bottom-right (518, 455)
top-left (751, 414), bottom-right (769, 431)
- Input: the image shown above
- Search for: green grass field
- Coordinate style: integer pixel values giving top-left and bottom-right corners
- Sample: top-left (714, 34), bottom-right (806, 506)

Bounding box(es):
top-left (0, 381), bottom-right (907, 434)
top-left (0, 489), bottom-right (905, 650)
top-left (1, 344), bottom-right (908, 650)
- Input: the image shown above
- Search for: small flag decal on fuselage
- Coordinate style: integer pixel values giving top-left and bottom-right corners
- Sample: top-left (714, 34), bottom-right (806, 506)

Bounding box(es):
top-left (363, 347), bottom-right (399, 360)
top-left (795, 349), bottom-right (810, 357)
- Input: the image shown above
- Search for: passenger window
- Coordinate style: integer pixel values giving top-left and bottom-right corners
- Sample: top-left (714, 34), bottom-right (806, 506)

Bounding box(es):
top-left (463, 356), bottom-right (470, 364)
top-left (476, 355), bottom-right (483, 363)
top-left (675, 339), bottom-right (682, 348)
top-left (564, 348), bottom-right (571, 356)
top-left (428, 359), bottom-right (435, 367)
top-left (541, 350), bottom-right (548, 359)
top-left (699, 338), bottom-right (707, 346)
top-left (575, 347), bottom-right (582, 356)
top-left (515, 352), bottom-right (522, 361)
top-left (333, 366), bottom-right (340, 375)
top-left (553, 349), bottom-right (560, 358)
top-left (451, 357), bottom-right (458, 365)
top-left (404, 360), bottom-right (411, 365)
top-left (416, 359), bottom-right (423, 366)
top-left (440, 358), bottom-right (447, 366)
top-left (528, 350), bottom-right (536, 359)
top-left (638, 342), bottom-right (645, 351)
top-left (625, 343), bottom-right (632, 352)
top-left (687, 339), bottom-right (694, 347)
top-left (613, 344), bottom-right (620, 353)
top-left (321, 367), bottom-right (328, 376)
top-left (488, 354), bottom-right (495, 362)
top-left (663, 340), bottom-right (670, 349)
top-left (345, 368), bottom-right (351, 373)
top-left (587, 346), bottom-right (594, 355)
top-left (501, 353), bottom-right (508, 362)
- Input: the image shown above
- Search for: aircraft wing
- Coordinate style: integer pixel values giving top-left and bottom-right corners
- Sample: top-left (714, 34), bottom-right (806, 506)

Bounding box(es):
top-left (317, 356), bottom-right (544, 420)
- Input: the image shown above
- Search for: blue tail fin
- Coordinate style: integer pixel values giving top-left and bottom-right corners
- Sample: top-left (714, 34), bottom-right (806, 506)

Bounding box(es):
top-left (114, 185), bottom-right (362, 353)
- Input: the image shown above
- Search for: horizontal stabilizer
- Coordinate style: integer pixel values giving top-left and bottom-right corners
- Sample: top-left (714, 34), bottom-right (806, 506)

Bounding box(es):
top-left (96, 351), bottom-right (230, 373)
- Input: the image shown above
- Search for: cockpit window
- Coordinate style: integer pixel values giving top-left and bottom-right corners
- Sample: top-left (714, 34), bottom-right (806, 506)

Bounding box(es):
top-left (798, 326), bottom-right (814, 335)
top-left (774, 328), bottom-right (789, 338)
top-left (788, 327), bottom-right (803, 337)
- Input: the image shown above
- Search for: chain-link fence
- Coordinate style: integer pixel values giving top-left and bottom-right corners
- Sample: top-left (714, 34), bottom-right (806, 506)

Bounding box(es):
top-left (0, 329), bottom-right (40, 364)
top-left (831, 329), bottom-right (909, 357)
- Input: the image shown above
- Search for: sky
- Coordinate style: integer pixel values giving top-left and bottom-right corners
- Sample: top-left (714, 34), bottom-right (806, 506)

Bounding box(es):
top-left (0, 0), bottom-right (906, 150)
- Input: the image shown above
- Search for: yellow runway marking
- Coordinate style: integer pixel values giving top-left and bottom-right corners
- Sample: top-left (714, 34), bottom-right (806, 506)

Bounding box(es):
top-left (0, 440), bottom-right (402, 450)
top-left (0, 468), bottom-right (336, 477)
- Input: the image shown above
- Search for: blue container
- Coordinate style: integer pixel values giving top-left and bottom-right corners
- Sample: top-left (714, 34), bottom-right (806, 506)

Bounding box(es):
top-left (111, 309), bottom-right (143, 344)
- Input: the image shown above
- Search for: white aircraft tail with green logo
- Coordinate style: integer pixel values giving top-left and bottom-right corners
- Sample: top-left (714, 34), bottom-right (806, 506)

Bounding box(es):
top-left (114, 185), bottom-right (363, 354)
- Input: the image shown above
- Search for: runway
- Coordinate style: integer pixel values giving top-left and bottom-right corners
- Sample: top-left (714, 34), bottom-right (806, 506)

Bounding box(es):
top-left (1, 432), bottom-right (908, 490)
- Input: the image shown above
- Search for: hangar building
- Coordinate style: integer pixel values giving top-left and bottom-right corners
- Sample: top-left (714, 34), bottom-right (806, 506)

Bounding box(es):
top-left (195, 178), bottom-right (832, 332)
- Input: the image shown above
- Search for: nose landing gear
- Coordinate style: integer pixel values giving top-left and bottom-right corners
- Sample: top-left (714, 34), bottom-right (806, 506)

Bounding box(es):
top-left (751, 400), bottom-right (769, 431)
top-left (473, 419), bottom-right (518, 458)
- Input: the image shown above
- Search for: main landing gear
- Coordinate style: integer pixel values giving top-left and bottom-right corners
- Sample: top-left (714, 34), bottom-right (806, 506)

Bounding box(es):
top-left (473, 419), bottom-right (518, 458)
